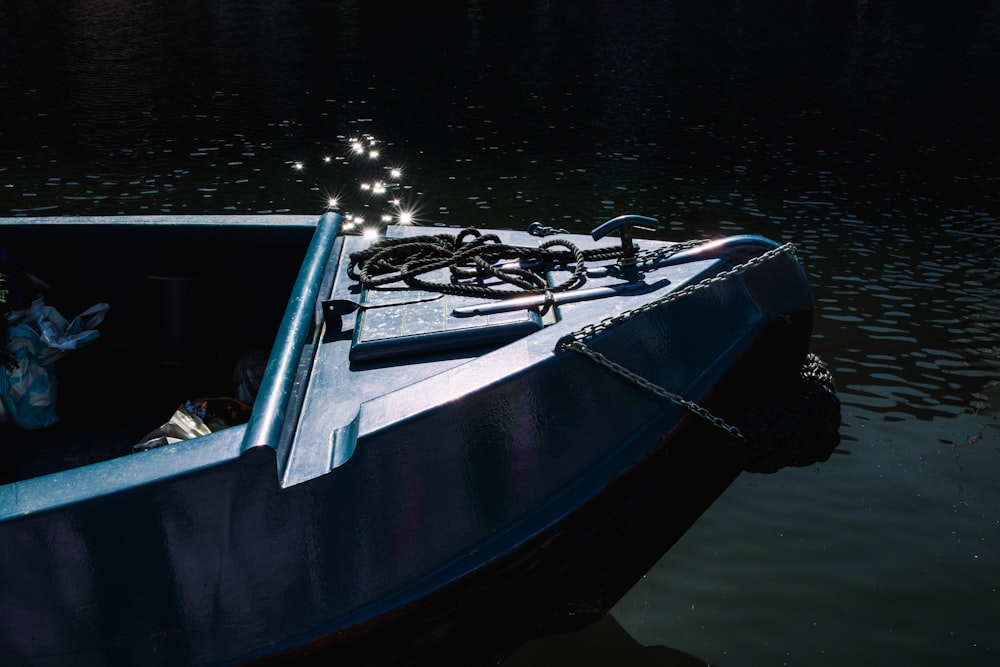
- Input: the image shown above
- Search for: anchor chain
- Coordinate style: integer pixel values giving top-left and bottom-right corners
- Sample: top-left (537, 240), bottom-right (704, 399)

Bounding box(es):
top-left (558, 242), bottom-right (800, 440)
top-left (559, 242), bottom-right (797, 346)
top-left (562, 340), bottom-right (747, 439)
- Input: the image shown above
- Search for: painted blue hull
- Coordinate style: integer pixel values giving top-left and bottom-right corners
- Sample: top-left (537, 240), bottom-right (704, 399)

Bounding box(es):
top-left (0, 214), bottom-right (817, 665)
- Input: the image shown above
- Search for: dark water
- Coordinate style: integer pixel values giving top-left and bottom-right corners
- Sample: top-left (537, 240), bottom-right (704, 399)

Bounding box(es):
top-left (3, 1), bottom-right (999, 664)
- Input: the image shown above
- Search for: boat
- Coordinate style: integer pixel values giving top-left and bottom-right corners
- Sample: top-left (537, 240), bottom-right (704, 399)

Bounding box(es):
top-left (0, 213), bottom-right (839, 665)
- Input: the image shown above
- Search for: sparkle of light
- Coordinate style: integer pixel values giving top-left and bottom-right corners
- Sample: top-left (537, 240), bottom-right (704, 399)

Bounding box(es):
top-left (368, 150), bottom-right (380, 159)
top-left (398, 211), bottom-right (414, 225)
top-left (323, 156), bottom-right (331, 163)
top-left (389, 168), bottom-right (402, 179)
top-left (381, 214), bottom-right (392, 223)
top-left (293, 162), bottom-right (304, 170)
top-left (362, 227), bottom-right (380, 241)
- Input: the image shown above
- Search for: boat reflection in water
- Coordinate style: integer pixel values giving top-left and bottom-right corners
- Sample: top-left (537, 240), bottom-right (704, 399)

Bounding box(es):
top-left (505, 615), bottom-right (714, 667)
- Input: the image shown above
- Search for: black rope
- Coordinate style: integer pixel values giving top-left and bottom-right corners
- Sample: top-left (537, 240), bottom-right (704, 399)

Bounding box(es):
top-left (348, 228), bottom-right (625, 299)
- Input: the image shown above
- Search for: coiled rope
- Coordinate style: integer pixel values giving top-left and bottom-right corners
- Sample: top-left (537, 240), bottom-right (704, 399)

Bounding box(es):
top-left (348, 228), bottom-right (625, 299)
top-left (347, 228), bottom-right (714, 299)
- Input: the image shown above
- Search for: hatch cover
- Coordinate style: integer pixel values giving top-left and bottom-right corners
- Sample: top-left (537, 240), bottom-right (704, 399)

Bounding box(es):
top-left (349, 268), bottom-right (544, 363)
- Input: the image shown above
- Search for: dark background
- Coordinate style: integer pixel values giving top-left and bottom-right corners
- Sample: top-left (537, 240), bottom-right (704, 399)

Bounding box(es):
top-left (2, 1), bottom-right (999, 665)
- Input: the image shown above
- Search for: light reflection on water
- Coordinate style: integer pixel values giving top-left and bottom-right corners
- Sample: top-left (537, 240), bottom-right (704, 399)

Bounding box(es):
top-left (2, 0), bottom-right (1000, 664)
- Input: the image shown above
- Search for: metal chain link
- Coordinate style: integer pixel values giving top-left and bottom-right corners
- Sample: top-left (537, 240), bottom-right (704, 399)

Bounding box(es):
top-left (633, 238), bottom-right (709, 268)
top-left (560, 242), bottom-right (798, 345)
top-left (563, 341), bottom-right (747, 439)
top-left (558, 242), bottom-right (800, 440)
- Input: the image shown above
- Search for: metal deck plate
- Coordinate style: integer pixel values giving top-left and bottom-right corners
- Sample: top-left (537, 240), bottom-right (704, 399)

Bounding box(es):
top-left (349, 268), bottom-right (544, 362)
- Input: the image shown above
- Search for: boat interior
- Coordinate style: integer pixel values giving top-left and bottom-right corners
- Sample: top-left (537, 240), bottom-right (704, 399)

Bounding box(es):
top-left (1, 221), bottom-right (315, 483)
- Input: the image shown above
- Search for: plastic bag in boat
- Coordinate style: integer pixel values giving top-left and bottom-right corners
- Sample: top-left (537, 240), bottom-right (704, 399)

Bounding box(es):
top-left (133, 397), bottom-right (252, 451)
top-left (132, 348), bottom-right (263, 451)
top-left (0, 298), bottom-right (109, 429)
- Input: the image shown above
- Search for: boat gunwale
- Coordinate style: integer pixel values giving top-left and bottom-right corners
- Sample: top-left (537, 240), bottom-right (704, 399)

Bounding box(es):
top-left (0, 213), bottom-right (335, 518)
top-left (0, 214), bottom-right (321, 228)
top-left (0, 427), bottom-right (245, 521)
